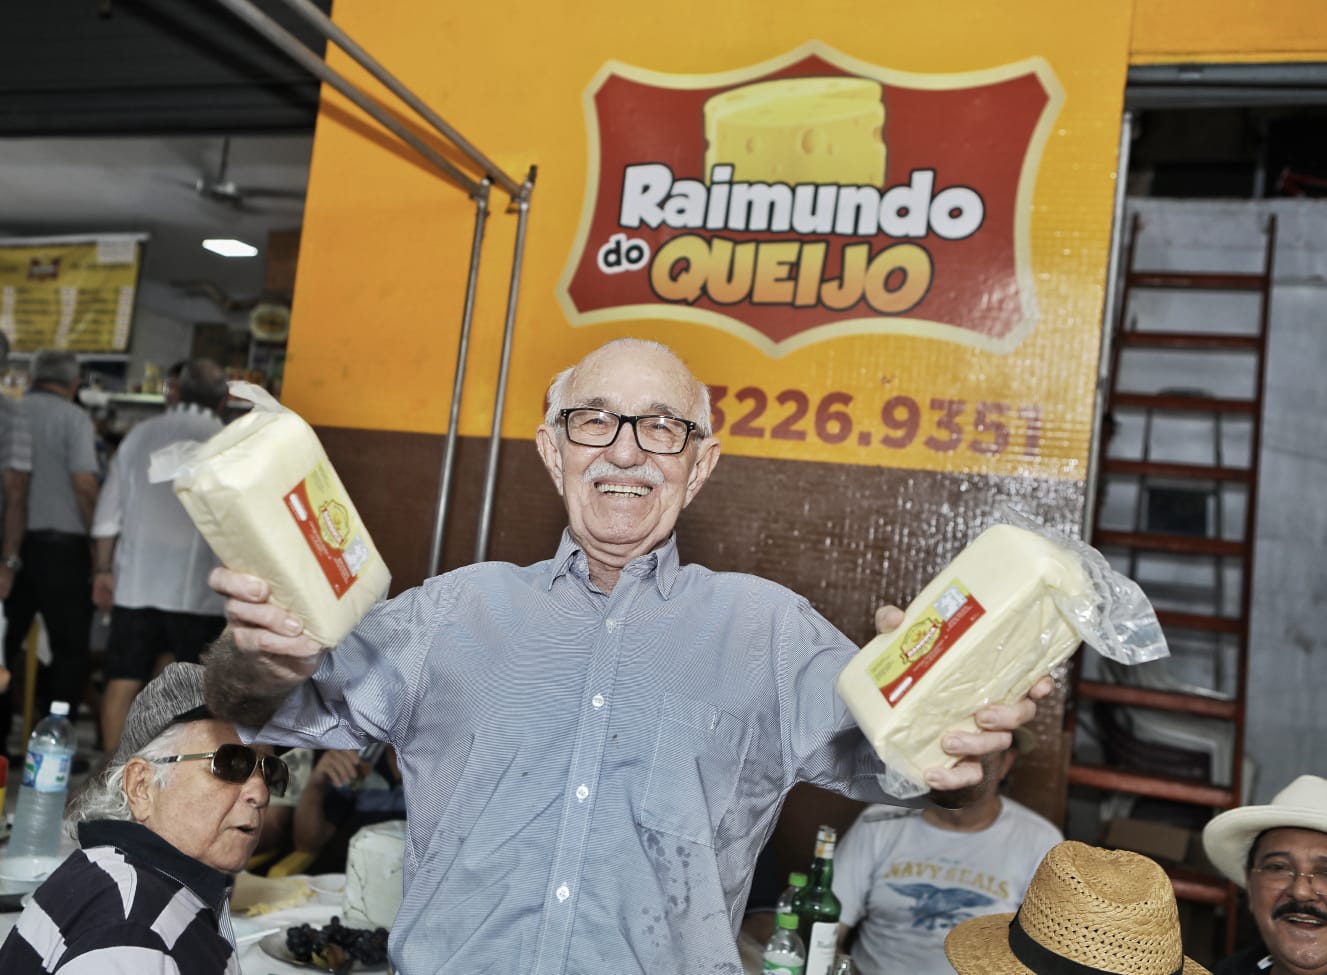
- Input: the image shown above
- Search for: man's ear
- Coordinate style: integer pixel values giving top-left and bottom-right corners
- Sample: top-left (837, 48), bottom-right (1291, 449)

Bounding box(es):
top-left (683, 437), bottom-right (721, 507)
top-left (534, 425), bottom-right (565, 496)
top-left (123, 758), bottom-right (156, 823)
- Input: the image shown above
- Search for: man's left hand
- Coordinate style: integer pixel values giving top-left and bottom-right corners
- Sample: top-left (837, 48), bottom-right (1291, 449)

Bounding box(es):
top-left (871, 604), bottom-right (1056, 792)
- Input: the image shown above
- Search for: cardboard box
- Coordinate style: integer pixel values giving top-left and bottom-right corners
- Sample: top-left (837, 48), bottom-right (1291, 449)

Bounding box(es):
top-left (1103, 816), bottom-right (1192, 865)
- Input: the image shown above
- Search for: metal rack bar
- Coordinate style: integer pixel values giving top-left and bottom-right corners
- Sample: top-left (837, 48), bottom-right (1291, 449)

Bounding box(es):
top-left (212, 0), bottom-right (480, 196)
top-left (428, 180), bottom-right (492, 576)
top-left (274, 0), bottom-right (523, 199)
top-left (213, 1), bottom-right (540, 574)
top-left (475, 168), bottom-right (536, 562)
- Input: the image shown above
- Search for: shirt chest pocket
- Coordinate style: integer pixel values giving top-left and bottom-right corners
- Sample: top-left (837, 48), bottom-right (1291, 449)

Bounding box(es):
top-left (637, 693), bottom-right (754, 848)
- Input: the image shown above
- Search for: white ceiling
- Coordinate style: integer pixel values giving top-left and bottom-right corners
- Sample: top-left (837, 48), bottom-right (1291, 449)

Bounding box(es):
top-left (0, 133), bottom-right (312, 308)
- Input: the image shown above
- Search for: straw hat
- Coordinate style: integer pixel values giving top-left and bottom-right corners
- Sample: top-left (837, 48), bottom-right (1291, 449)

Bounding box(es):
top-left (1202, 775), bottom-right (1327, 886)
top-left (945, 841), bottom-right (1209, 975)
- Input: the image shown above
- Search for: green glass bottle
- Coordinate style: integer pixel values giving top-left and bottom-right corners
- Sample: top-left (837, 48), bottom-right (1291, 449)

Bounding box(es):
top-left (791, 825), bottom-right (841, 975)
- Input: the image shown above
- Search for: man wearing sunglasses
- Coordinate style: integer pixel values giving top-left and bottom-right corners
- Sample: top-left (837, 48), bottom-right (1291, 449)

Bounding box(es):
top-left (203, 338), bottom-right (1051, 975)
top-left (0, 662), bottom-right (285, 974)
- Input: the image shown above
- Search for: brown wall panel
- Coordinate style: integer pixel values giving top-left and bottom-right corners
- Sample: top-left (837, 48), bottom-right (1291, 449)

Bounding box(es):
top-left (318, 425), bottom-right (1080, 892)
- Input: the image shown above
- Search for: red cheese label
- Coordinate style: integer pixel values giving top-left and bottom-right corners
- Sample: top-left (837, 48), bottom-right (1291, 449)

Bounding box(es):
top-left (867, 580), bottom-right (986, 705)
top-left (282, 462), bottom-right (370, 599)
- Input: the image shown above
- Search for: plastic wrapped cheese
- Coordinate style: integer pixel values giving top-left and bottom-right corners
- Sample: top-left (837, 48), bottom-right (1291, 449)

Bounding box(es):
top-left (149, 382), bottom-right (390, 648)
top-left (836, 512), bottom-right (1168, 795)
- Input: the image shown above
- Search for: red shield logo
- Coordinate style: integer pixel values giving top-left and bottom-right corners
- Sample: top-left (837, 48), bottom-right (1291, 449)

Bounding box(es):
top-left (558, 43), bottom-right (1062, 355)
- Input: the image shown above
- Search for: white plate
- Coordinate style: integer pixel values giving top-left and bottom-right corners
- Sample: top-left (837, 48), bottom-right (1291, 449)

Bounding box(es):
top-left (232, 915), bottom-right (283, 944)
top-left (308, 873), bottom-right (346, 897)
top-left (0, 855), bottom-right (64, 893)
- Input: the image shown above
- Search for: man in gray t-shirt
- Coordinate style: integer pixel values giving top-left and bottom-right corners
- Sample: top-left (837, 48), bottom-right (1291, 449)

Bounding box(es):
top-left (2, 348), bottom-right (99, 728)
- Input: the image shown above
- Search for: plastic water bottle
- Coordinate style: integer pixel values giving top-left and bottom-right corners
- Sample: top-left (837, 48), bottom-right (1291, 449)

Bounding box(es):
top-left (8, 701), bottom-right (75, 858)
top-left (763, 912), bottom-right (806, 974)
top-left (776, 871), bottom-right (808, 916)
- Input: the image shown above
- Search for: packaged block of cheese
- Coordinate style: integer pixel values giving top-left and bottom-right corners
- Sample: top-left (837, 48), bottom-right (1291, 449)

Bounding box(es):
top-left (149, 382), bottom-right (390, 648)
top-left (835, 511), bottom-right (1167, 795)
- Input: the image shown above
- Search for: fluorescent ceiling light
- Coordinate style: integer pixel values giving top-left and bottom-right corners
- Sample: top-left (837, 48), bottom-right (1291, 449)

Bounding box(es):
top-left (202, 238), bottom-right (258, 258)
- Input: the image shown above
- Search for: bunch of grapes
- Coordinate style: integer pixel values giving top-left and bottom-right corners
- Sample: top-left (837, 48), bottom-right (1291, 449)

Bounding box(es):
top-left (286, 916), bottom-right (391, 967)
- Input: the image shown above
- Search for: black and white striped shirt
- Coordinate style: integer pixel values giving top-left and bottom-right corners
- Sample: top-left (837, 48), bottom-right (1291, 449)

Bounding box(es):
top-left (0, 819), bottom-right (239, 974)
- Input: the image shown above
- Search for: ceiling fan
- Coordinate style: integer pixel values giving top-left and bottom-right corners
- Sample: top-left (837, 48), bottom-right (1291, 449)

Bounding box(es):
top-left (190, 136), bottom-right (305, 211)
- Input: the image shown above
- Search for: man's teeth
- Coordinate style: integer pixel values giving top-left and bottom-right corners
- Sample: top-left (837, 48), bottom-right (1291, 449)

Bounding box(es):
top-left (597, 483), bottom-right (650, 496)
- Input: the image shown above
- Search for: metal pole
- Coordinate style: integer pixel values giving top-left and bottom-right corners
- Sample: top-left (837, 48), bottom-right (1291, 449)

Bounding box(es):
top-left (474, 168), bottom-right (536, 562)
top-left (427, 180), bottom-right (491, 577)
top-left (1081, 111), bottom-right (1134, 543)
top-left (212, 0), bottom-right (479, 196)
top-left (275, 0), bottom-right (523, 200)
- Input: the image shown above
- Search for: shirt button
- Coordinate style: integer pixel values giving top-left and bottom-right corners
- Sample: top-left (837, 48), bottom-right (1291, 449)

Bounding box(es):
top-left (575, 784), bottom-right (589, 801)
top-left (605, 618), bottom-right (619, 632)
top-left (556, 884), bottom-right (570, 902)
top-left (591, 693), bottom-right (605, 709)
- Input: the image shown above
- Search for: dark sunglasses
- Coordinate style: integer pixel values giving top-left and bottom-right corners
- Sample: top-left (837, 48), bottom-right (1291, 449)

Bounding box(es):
top-left (151, 743), bottom-right (289, 798)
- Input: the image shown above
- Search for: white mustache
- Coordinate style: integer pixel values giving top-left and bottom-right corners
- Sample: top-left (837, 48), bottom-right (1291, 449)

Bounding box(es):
top-left (583, 460), bottom-right (664, 486)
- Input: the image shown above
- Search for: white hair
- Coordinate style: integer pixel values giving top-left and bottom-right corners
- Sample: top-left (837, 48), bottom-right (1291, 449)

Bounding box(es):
top-left (543, 338), bottom-right (713, 438)
top-left (64, 724), bottom-right (190, 838)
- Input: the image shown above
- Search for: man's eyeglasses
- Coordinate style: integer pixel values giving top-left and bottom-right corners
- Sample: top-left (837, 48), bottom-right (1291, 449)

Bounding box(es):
top-left (1250, 861), bottom-right (1327, 892)
top-left (151, 743), bottom-right (289, 798)
top-left (559, 408), bottom-right (698, 455)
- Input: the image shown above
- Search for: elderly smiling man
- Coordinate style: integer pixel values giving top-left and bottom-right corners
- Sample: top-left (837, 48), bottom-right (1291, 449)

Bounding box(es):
top-left (202, 337), bottom-right (1050, 975)
top-left (1203, 775), bottom-right (1327, 975)
top-left (0, 662), bottom-right (287, 974)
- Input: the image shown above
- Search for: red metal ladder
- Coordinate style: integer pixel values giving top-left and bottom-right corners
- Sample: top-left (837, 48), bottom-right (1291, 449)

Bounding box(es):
top-left (1070, 210), bottom-right (1277, 956)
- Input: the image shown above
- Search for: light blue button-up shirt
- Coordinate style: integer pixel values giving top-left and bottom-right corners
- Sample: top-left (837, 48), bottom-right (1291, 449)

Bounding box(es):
top-left (258, 530), bottom-right (890, 975)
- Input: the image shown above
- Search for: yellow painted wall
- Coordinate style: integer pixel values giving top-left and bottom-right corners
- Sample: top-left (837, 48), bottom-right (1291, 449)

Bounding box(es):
top-left (282, 0), bottom-right (1327, 452)
top-left (283, 0), bottom-right (1133, 477)
top-left (1130, 0), bottom-right (1327, 64)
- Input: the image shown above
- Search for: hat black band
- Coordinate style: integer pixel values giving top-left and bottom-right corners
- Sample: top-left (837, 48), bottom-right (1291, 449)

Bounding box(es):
top-left (1008, 912), bottom-right (1182, 975)
top-left (172, 704), bottom-right (212, 725)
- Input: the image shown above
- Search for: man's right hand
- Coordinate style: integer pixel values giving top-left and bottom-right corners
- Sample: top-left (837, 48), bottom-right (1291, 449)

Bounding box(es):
top-left (210, 567), bottom-right (325, 683)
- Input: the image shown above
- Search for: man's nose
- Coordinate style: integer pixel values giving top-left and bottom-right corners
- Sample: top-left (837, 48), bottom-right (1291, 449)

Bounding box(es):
top-left (243, 767), bottom-right (271, 806)
top-left (604, 419), bottom-right (648, 463)
top-left (1289, 870), bottom-right (1320, 897)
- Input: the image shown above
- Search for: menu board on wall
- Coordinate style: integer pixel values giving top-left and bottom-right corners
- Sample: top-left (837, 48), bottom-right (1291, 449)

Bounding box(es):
top-left (0, 234), bottom-right (146, 353)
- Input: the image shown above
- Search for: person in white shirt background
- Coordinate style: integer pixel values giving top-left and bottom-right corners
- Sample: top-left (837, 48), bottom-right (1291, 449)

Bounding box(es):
top-left (833, 728), bottom-right (1063, 975)
top-left (92, 358), bottom-right (230, 755)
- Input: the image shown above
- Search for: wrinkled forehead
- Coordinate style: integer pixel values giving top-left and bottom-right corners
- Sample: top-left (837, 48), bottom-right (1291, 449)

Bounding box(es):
top-left (566, 346), bottom-right (701, 417)
top-left (1252, 827), bottom-right (1327, 861)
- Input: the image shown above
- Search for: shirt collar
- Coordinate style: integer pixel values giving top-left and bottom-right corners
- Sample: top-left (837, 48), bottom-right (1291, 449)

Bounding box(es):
top-left (78, 819), bottom-right (233, 912)
top-left (544, 528), bottom-right (681, 598)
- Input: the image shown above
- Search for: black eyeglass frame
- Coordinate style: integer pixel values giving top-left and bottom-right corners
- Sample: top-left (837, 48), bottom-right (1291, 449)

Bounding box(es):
top-left (151, 744), bottom-right (289, 798)
top-left (557, 408), bottom-right (699, 455)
